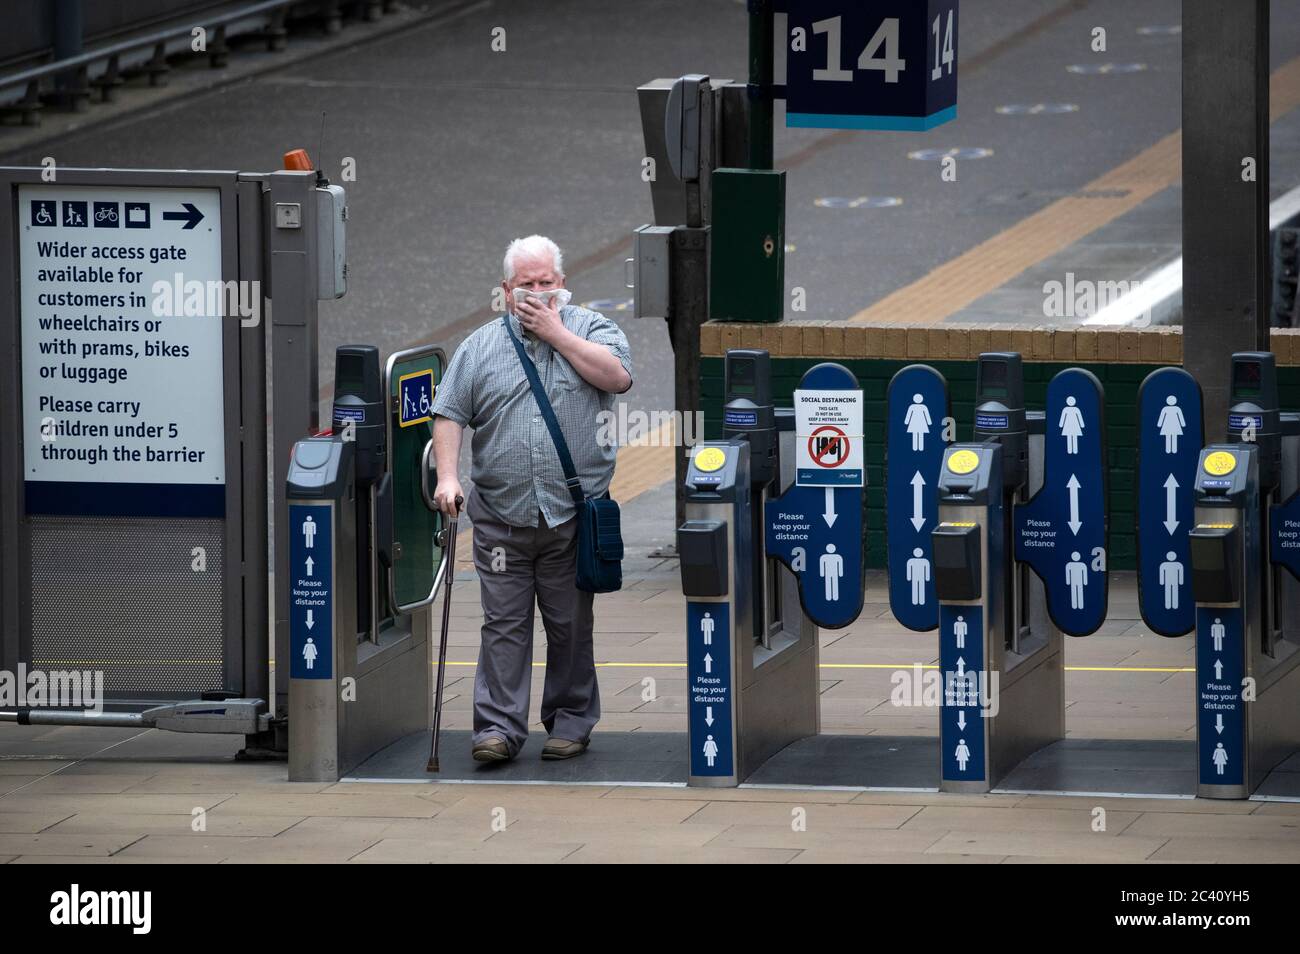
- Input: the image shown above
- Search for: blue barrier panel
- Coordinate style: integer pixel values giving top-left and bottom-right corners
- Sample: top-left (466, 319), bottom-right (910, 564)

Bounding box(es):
top-left (886, 364), bottom-right (950, 631)
top-left (1136, 368), bottom-right (1204, 636)
top-left (1013, 369), bottom-right (1108, 636)
top-left (1272, 490), bottom-right (1300, 580)
top-left (765, 363), bottom-right (866, 629)
top-left (1196, 607), bottom-right (1245, 787)
top-left (289, 503), bottom-right (333, 680)
top-left (687, 601), bottom-right (734, 778)
top-left (940, 604), bottom-right (985, 783)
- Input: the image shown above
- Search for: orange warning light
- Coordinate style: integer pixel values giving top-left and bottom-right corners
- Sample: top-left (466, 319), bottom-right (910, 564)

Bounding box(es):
top-left (283, 149), bottom-right (313, 171)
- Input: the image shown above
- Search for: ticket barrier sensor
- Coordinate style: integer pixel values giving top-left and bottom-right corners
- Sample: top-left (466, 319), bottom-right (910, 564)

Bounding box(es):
top-left (931, 353), bottom-right (1064, 792)
top-left (678, 350), bottom-right (819, 786)
top-left (286, 344), bottom-right (444, 782)
top-left (1187, 352), bottom-right (1300, 797)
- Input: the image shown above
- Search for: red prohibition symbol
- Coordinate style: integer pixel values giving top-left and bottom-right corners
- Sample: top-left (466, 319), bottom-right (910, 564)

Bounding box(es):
top-left (809, 425), bottom-right (849, 467)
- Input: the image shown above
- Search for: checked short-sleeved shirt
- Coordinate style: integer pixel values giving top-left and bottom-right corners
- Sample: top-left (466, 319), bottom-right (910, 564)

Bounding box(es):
top-left (431, 305), bottom-right (633, 529)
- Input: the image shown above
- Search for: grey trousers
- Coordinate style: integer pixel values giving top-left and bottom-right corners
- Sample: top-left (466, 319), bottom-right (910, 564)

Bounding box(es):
top-left (468, 488), bottom-right (600, 755)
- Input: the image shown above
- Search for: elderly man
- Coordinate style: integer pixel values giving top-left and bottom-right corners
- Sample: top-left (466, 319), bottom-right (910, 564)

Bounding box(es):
top-left (430, 235), bottom-right (632, 762)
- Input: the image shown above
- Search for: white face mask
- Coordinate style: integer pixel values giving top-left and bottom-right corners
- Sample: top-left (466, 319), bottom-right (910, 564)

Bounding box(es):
top-left (511, 287), bottom-right (571, 312)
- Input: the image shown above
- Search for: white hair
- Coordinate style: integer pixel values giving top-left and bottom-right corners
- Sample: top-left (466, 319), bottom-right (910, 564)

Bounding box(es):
top-left (503, 235), bottom-right (564, 283)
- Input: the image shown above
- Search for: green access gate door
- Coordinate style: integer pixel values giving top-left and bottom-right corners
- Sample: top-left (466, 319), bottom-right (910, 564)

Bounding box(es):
top-left (385, 345), bottom-right (448, 612)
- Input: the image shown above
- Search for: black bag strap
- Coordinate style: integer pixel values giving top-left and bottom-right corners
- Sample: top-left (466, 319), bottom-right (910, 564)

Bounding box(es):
top-left (502, 316), bottom-right (585, 507)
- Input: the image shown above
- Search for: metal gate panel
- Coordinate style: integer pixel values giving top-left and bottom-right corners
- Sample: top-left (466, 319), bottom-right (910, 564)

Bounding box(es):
top-left (29, 516), bottom-right (225, 699)
top-left (0, 167), bottom-right (266, 708)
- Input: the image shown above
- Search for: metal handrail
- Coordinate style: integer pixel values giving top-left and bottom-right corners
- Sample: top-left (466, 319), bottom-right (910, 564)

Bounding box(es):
top-left (0, 0), bottom-right (299, 92)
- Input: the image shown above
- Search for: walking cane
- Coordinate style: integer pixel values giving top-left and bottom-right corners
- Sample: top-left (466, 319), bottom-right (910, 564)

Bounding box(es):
top-left (427, 494), bottom-right (462, 773)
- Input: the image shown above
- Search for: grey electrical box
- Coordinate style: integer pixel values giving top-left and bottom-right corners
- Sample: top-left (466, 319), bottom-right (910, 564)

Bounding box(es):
top-left (633, 224), bottom-right (674, 318)
top-left (316, 184), bottom-right (347, 300)
top-left (637, 76), bottom-right (744, 228)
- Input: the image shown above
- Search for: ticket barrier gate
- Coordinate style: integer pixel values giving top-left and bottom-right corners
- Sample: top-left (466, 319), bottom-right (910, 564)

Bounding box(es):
top-left (286, 344), bottom-right (445, 782)
top-left (930, 353), bottom-right (1064, 793)
top-left (1186, 352), bottom-right (1300, 797)
top-left (678, 350), bottom-right (820, 786)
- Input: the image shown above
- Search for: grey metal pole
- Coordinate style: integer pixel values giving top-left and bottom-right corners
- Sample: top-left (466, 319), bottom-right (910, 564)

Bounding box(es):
top-left (238, 176), bottom-right (270, 707)
top-left (668, 227), bottom-right (709, 531)
top-left (269, 170), bottom-right (322, 719)
top-left (1182, 0), bottom-right (1271, 440)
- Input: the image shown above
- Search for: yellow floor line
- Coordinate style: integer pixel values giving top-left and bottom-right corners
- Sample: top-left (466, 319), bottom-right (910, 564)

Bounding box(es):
top-left (846, 54), bottom-right (1300, 327)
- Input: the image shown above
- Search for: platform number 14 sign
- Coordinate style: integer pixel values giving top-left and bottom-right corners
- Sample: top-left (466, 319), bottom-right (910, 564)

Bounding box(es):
top-left (787, 1), bottom-right (959, 131)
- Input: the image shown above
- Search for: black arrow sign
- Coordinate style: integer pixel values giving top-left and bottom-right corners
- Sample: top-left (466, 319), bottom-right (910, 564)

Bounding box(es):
top-left (162, 203), bottom-right (204, 229)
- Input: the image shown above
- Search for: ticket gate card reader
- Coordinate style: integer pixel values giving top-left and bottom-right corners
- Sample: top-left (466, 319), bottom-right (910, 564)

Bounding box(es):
top-left (1191, 447), bottom-right (1300, 797)
top-left (681, 441), bottom-right (751, 786)
top-left (333, 345), bottom-right (394, 647)
top-left (723, 349), bottom-right (778, 648)
top-left (1225, 352), bottom-right (1300, 658)
top-left (1189, 446), bottom-right (1261, 797)
top-left (680, 431), bottom-right (820, 786)
top-left (287, 436), bottom-right (358, 782)
top-left (933, 415), bottom-right (1065, 791)
top-left (971, 352), bottom-right (1036, 656)
top-left (972, 353), bottom-right (1027, 489)
top-left (288, 346), bottom-right (439, 782)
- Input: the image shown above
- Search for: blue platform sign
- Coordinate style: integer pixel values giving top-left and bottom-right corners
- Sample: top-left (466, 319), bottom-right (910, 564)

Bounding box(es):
top-left (786, 0), bottom-right (958, 130)
top-left (1271, 490), bottom-right (1300, 580)
top-left (1136, 368), bottom-right (1203, 637)
top-left (886, 365), bottom-right (950, 631)
top-left (1196, 607), bottom-right (1245, 787)
top-left (687, 601), bottom-right (733, 778)
top-left (766, 363), bottom-right (866, 629)
top-left (289, 503), bottom-right (333, 680)
top-left (398, 368), bottom-right (435, 428)
top-left (1013, 369), bottom-right (1108, 636)
top-left (939, 604), bottom-right (985, 783)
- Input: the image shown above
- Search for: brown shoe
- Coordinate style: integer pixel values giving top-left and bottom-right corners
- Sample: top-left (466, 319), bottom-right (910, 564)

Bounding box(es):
top-left (541, 738), bottom-right (588, 760)
top-left (472, 737), bottom-right (511, 762)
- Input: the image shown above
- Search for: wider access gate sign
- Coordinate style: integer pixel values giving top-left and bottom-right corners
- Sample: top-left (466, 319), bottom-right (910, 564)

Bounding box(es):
top-left (1, 168), bottom-right (254, 701)
top-left (19, 183), bottom-right (226, 515)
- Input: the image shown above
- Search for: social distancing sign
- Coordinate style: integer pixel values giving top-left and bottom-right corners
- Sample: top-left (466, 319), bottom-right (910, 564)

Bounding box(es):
top-left (794, 387), bottom-right (864, 486)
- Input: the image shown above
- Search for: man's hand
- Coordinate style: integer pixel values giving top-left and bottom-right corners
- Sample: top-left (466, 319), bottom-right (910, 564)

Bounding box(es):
top-left (434, 476), bottom-right (464, 517)
top-left (514, 293), bottom-right (565, 344)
